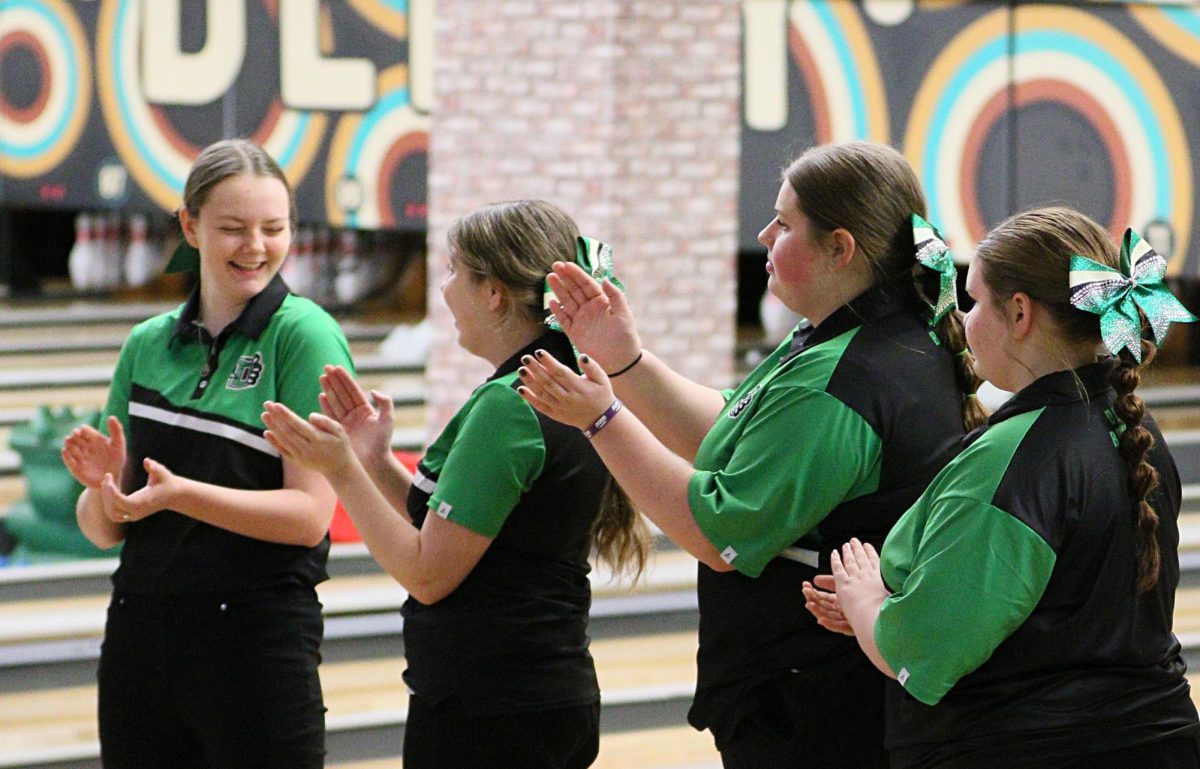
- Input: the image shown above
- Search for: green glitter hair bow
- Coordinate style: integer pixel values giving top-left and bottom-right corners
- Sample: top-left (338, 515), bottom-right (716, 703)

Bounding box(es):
top-left (912, 214), bottom-right (959, 325)
top-left (543, 236), bottom-right (624, 331)
top-left (1068, 228), bottom-right (1197, 362)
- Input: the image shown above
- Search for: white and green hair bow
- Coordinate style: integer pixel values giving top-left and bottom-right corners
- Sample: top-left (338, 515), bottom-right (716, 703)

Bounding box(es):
top-left (1068, 228), bottom-right (1197, 362)
top-left (543, 236), bottom-right (624, 331)
top-left (912, 214), bottom-right (958, 325)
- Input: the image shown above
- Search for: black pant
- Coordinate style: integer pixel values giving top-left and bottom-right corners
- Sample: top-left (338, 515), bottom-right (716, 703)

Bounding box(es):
top-left (97, 587), bottom-right (325, 769)
top-left (404, 693), bottom-right (600, 769)
top-left (714, 654), bottom-right (887, 769)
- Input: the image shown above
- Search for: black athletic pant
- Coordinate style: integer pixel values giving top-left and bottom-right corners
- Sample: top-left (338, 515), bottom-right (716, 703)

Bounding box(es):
top-left (97, 586), bottom-right (325, 769)
top-left (712, 653), bottom-right (888, 769)
top-left (404, 693), bottom-right (600, 769)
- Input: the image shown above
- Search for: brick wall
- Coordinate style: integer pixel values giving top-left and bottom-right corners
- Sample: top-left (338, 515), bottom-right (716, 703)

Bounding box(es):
top-left (426, 0), bottom-right (741, 434)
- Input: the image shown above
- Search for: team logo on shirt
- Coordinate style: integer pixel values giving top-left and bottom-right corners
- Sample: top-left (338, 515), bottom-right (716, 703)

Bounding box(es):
top-left (727, 384), bottom-right (763, 419)
top-left (227, 352), bottom-right (264, 390)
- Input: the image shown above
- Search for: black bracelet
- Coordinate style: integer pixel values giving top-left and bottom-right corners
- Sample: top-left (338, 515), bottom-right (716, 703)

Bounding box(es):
top-left (607, 351), bottom-right (643, 378)
top-left (583, 399), bottom-right (624, 439)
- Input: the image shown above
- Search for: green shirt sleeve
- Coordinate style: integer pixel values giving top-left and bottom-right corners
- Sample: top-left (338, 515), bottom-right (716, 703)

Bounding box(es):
top-left (688, 384), bottom-right (881, 577)
top-left (101, 330), bottom-right (137, 434)
top-left (876, 496), bottom-right (1057, 706)
top-left (428, 384), bottom-right (546, 538)
top-left (275, 308), bottom-right (356, 417)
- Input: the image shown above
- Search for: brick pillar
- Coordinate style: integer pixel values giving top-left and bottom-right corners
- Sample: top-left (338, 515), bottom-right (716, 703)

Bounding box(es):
top-left (426, 0), bottom-right (741, 435)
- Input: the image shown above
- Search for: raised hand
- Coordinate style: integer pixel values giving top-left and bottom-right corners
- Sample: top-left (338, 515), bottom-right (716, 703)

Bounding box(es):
top-left (62, 416), bottom-right (127, 488)
top-left (262, 400), bottom-right (357, 476)
top-left (802, 574), bottom-right (855, 636)
top-left (99, 457), bottom-right (178, 523)
top-left (317, 365), bottom-right (394, 464)
top-left (547, 261), bottom-right (642, 374)
top-left (516, 351), bottom-right (616, 431)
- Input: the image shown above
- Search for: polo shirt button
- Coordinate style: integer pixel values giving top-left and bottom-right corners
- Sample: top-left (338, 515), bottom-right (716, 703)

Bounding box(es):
top-left (200, 381), bottom-right (208, 388)
top-left (219, 603), bottom-right (228, 612)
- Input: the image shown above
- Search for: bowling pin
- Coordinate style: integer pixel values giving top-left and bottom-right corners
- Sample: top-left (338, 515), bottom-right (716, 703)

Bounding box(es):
top-left (124, 213), bottom-right (158, 287)
top-left (68, 212), bottom-right (96, 291)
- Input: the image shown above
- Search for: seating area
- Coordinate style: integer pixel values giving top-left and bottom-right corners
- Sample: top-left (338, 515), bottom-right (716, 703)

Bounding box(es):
top-left (0, 299), bottom-right (1197, 768)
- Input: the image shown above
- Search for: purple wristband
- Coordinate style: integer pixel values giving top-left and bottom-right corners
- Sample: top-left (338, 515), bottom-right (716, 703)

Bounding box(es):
top-left (582, 399), bottom-right (623, 439)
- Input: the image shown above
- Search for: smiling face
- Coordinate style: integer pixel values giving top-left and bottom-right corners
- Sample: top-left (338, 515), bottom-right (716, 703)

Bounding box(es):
top-left (757, 181), bottom-right (839, 322)
top-left (182, 173), bottom-right (292, 316)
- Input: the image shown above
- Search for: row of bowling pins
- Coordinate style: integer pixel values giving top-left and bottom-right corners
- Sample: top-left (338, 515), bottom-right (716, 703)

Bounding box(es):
top-left (281, 226), bottom-right (396, 307)
top-left (68, 211), bottom-right (161, 291)
top-left (67, 211), bottom-right (395, 306)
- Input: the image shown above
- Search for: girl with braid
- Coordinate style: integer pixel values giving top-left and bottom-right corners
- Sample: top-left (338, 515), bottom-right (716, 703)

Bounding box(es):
top-left (516, 142), bottom-right (983, 768)
top-left (810, 207), bottom-right (1200, 768)
top-left (261, 200), bottom-right (649, 769)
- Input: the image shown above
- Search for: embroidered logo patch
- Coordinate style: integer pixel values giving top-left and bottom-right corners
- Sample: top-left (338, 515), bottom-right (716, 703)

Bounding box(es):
top-left (727, 384), bottom-right (763, 419)
top-left (227, 352), bottom-right (264, 390)
top-left (898, 668), bottom-right (910, 686)
top-left (436, 501), bottom-right (453, 519)
top-left (720, 546), bottom-right (738, 564)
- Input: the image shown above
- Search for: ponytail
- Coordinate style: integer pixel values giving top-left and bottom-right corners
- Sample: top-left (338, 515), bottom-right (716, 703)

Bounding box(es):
top-left (1109, 339), bottom-right (1161, 592)
top-left (933, 309), bottom-right (989, 433)
top-left (591, 479), bottom-right (651, 582)
top-left (912, 260), bottom-right (988, 433)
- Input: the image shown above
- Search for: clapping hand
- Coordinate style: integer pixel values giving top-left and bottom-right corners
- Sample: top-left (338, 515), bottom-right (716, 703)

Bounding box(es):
top-left (547, 261), bottom-right (642, 376)
top-left (262, 401), bottom-right (356, 476)
top-left (517, 352), bottom-right (615, 432)
top-left (802, 575), bottom-right (854, 636)
top-left (62, 416), bottom-right (126, 489)
top-left (318, 365), bottom-right (394, 465)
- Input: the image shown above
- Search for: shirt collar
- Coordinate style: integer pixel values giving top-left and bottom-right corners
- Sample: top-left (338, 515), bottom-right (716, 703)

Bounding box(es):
top-left (171, 273), bottom-right (290, 343)
top-left (782, 276), bottom-right (920, 362)
top-left (964, 358), bottom-right (1116, 445)
top-left (490, 330), bottom-right (576, 381)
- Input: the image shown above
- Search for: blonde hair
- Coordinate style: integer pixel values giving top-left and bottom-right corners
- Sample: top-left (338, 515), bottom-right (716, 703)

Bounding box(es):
top-left (447, 200), bottom-right (651, 579)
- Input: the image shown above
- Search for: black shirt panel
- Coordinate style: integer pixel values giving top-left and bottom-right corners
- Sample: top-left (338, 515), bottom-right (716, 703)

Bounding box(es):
top-left (690, 281), bottom-right (966, 729)
top-left (888, 362), bottom-right (1198, 764)
top-left (401, 332), bottom-right (607, 715)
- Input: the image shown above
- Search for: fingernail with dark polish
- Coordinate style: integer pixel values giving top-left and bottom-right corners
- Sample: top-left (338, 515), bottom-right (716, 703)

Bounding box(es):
top-left (518, 367), bottom-right (527, 377)
top-left (534, 350), bottom-right (544, 359)
top-left (580, 354), bottom-right (590, 364)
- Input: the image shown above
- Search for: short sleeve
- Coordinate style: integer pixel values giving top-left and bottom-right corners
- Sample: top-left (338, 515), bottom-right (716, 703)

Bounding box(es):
top-left (275, 308), bottom-right (356, 416)
top-left (428, 385), bottom-right (546, 538)
top-left (688, 385), bottom-right (881, 577)
top-left (101, 332), bottom-right (137, 434)
top-left (876, 496), bottom-right (1057, 705)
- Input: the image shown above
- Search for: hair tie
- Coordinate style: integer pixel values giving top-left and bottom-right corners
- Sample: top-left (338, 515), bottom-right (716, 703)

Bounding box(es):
top-left (544, 236), bottom-right (624, 331)
top-left (912, 214), bottom-right (959, 327)
top-left (1068, 228), bottom-right (1197, 362)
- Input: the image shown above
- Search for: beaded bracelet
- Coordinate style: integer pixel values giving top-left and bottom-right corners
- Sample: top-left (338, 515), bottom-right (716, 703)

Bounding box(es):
top-left (583, 399), bottom-right (624, 439)
top-left (607, 351), bottom-right (643, 378)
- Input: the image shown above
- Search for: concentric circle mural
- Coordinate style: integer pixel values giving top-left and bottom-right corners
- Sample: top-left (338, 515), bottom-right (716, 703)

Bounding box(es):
top-left (0, 0), bottom-right (91, 178)
top-left (905, 6), bottom-right (1190, 268)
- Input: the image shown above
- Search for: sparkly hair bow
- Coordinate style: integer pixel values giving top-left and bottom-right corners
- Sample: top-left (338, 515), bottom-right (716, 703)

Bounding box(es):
top-left (1068, 228), bottom-right (1197, 362)
top-left (544, 236), bottom-right (624, 331)
top-left (912, 214), bottom-right (958, 325)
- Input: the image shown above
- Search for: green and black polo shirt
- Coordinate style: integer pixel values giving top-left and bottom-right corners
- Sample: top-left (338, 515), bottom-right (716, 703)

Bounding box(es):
top-left (881, 360), bottom-right (1198, 767)
top-left (102, 274), bottom-right (355, 594)
top-left (400, 331), bottom-right (609, 716)
top-left (686, 279), bottom-right (966, 732)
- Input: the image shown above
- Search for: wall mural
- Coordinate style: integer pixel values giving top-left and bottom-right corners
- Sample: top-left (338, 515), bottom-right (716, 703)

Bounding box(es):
top-left (2, 1), bottom-right (1199, 274)
top-left (0, 0), bottom-right (429, 230)
top-left (739, 0), bottom-right (1200, 277)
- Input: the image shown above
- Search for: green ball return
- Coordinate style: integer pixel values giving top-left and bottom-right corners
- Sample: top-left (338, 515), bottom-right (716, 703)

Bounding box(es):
top-left (4, 406), bottom-right (121, 564)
